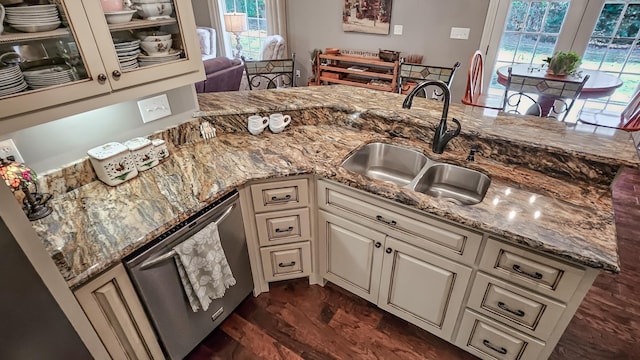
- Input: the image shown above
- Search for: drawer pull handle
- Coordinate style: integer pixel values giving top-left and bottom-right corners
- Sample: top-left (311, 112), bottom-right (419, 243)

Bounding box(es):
top-left (385, 247), bottom-right (393, 254)
top-left (275, 226), bottom-right (294, 233)
top-left (498, 301), bottom-right (525, 317)
top-left (482, 339), bottom-right (507, 355)
top-left (512, 264), bottom-right (543, 280)
top-left (278, 261), bottom-right (296, 268)
top-left (271, 194), bottom-right (292, 202)
top-left (375, 242), bottom-right (382, 248)
top-left (376, 215), bottom-right (397, 226)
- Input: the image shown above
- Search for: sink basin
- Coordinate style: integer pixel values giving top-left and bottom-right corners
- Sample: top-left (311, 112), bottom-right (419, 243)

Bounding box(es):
top-left (341, 143), bottom-right (429, 186)
top-left (411, 164), bottom-right (491, 205)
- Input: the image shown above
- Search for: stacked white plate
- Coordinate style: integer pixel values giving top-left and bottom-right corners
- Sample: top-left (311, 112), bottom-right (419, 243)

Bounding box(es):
top-left (4, 4), bottom-right (61, 33)
top-left (23, 64), bottom-right (75, 90)
top-left (114, 40), bottom-right (141, 71)
top-left (0, 65), bottom-right (28, 97)
top-left (138, 49), bottom-right (182, 67)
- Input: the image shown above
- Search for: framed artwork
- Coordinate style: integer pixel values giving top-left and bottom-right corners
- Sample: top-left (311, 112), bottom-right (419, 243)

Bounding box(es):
top-left (342, 0), bottom-right (393, 35)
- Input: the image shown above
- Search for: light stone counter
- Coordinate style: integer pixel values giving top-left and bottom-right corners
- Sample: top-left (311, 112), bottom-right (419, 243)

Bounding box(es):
top-left (31, 86), bottom-right (639, 288)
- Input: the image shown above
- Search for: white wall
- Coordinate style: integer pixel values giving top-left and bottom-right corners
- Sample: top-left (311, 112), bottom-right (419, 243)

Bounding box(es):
top-left (286, 0), bottom-right (491, 101)
top-left (0, 85), bottom-right (199, 173)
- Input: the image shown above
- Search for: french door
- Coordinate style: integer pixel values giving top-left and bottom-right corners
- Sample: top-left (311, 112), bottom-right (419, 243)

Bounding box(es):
top-left (483, 0), bottom-right (592, 89)
top-left (483, 0), bottom-right (640, 112)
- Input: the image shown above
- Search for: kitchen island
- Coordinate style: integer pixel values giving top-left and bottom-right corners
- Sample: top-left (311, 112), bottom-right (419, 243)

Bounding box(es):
top-left (28, 86), bottom-right (639, 359)
top-left (33, 86), bottom-right (638, 287)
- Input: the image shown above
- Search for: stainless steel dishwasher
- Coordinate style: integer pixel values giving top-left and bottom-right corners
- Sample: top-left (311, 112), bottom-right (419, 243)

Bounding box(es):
top-left (124, 190), bottom-right (253, 360)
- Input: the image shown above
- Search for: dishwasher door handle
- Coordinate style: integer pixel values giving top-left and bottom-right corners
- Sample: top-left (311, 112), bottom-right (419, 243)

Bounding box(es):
top-left (139, 203), bottom-right (236, 270)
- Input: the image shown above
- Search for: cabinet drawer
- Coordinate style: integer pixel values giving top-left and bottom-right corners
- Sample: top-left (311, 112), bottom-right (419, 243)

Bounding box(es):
top-left (455, 310), bottom-right (545, 360)
top-left (255, 208), bottom-right (311, 246)
top-left (467, 273), bottom-right (566, 340)
top-left (260, 242), bottom-right (312, 282)
top-left (318, 180), bottom-right (482, 264)
top-left (251, 179), bottom-right (309, 212)
top-left (479, 238), bottom-right (584, 302)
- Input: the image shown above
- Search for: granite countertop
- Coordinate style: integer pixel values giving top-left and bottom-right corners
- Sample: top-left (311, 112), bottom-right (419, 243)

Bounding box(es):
top-left (32, 86), bottom-right (639, 288)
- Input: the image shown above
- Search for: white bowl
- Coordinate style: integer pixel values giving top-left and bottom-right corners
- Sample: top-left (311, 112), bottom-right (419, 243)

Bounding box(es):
top-left (131, 2), bottom-right (173, 18)
top-left (135, 31), bottom-right (172, 42)
top-left (104, 9), bottom-right (136, 24)
top-left (140, 39), bottom-right (172, 55)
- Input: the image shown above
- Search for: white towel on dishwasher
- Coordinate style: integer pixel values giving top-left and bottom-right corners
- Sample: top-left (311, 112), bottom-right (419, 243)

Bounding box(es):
top-left (173, 222), bottom-right (236, 312)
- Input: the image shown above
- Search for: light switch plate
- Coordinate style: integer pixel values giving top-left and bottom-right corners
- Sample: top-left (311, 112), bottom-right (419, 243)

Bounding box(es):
top-left (450, 27), bottom-right (470, 40)
top-left (0, 139), bottom-right (24, 163)
top-left (394, 25), bottom-right (403, 35)
top-left (138, 94), bottom-right (172, 123)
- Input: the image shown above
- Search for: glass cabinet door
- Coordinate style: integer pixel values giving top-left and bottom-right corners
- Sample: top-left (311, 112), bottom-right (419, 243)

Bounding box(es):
top-left (0, 0), bottom-right (111, 119)
top-left (84, 0), bottom-right (202, 91)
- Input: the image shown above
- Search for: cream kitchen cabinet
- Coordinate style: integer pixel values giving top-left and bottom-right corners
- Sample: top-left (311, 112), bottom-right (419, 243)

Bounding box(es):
top-left (74, 263), bottom-right (164, 360)
top-left (239, 175), bottom-right (319, 295)
top-left (319, 210), bottom-right (472, 340)
top-left (317, 179), bottom-right (600, 359)
top-left (0, 0), bottom-right (204, 134)
top-left (317, 179), bottom-right (478, 340)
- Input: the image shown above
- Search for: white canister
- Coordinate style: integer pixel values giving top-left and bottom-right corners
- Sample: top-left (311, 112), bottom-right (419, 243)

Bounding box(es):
top-left (124, 137), bottom-right (158, 171)
top-left (151, 139), bottom-right (169, 161)
top-left (87, 142), bottom-right (138, 186)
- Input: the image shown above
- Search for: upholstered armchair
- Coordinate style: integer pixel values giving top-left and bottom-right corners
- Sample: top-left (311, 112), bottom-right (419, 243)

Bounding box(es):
top-left (196, 27), bottom-right (217, 61)
top-left (260, 35), bottom-right (286, 60)
top-left (194, 57), bottom-right (244, 93)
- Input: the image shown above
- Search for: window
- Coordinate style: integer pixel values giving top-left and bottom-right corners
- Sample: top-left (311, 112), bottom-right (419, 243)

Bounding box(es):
top-left (221, 0), bottom-right (267, 60)
top-left (484, 0), bottom-right (640, 117)
top-left (580, 1), bottom-right (640, 112)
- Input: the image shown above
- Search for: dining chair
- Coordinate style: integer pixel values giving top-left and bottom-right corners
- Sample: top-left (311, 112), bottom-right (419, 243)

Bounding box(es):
top-left (397, 61), bottom-right (461, 100)
top-left (461, 50), bottom-right (504, 110)
top-left (578, 88), bottom-right (640, 131)
top-left (503, 67), bottom-right (589, 121)
top-left (242, 53), bottom-right (296, 90)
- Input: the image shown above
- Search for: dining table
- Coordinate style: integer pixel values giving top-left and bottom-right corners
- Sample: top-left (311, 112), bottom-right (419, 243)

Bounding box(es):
top-left (496, 64), bottom-right (623, 116)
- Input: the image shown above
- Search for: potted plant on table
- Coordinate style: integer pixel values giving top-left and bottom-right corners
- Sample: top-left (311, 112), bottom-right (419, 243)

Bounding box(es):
top-left (543, 51), bottom-right (582, 77)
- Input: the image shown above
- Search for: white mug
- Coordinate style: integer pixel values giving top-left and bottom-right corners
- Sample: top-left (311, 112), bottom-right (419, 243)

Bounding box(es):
top-left (247, 115), bottom-right (269, 135)
top-left (269, 113), bottom-right (291, 133)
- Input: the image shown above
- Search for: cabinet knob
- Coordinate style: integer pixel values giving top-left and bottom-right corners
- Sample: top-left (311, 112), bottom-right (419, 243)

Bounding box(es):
top-left (385, 247), bottom-right (392, 254)
top-left (97, 73), bottom-right (107, 82)
top-left (112, 70), bottom-right (122, 79)
top-left (374, 242), bottom-right (382, 248)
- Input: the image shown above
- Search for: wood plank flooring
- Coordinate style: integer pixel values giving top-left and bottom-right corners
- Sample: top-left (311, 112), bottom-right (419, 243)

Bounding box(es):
top-left (187, 168), bottom-right (640, 360)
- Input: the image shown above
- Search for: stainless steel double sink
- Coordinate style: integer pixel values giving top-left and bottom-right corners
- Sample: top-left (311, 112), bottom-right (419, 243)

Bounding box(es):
top-left (341, 143), bottom-right (491, 205)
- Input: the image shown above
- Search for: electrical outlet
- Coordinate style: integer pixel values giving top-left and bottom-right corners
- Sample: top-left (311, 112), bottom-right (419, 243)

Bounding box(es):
top-left (393, 25), bottom-right (403, 35)
top-left (450, 27), bottom-right (470, 40)
top-left (138, 94), bottom-right (172, 123)
top-left (295, 70), bottom-right (301, 78)
top-left (0, 139), bottom-right (24, 163)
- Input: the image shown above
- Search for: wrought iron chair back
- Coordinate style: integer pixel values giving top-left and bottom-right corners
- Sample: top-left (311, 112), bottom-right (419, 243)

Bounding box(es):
top-left (242, 54), bottom-right (296, 90)
top-left (397, 61), bottom-right (461, 100)
top-left (503, 67), bottom-right (589, 121)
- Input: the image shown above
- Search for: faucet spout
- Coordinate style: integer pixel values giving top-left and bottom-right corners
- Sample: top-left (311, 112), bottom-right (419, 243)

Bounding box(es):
top-left (402, 80), bottom-right (461, 154)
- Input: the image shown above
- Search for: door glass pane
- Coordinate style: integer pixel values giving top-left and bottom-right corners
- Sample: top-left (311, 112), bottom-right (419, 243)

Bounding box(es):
top-left (489, 0), bottom-right (570, 91)
top-left (0, 3), bottom-right (89, 98)
top-left (578, 1), bottom-right (640, 113)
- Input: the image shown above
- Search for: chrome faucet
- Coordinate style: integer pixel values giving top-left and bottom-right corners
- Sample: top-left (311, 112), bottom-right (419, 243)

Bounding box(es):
top-left (402, 80), bottom-right (461, 154)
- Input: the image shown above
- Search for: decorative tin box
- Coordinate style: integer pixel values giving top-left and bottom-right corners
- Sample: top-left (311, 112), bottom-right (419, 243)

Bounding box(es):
top-left (87, 142), bottom-right (138, 186)
top-left (151, 139), bottom-right (169, 161)
top-left (124, 137), bottom-right (158, 171)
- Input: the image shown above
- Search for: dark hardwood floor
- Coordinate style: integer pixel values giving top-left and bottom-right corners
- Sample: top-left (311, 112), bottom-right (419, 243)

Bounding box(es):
top-left (187, 168), bottom-right (640, 360)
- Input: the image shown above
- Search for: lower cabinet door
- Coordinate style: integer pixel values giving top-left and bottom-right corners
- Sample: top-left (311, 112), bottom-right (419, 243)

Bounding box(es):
top-left (455, 310), bottom-right (545, 360)
top-left (74, 264), bottom-right (164, 360)
top-left (377, 237), bottom-right (472, 341)
top-left (319, 210), bottom-right (385, 303)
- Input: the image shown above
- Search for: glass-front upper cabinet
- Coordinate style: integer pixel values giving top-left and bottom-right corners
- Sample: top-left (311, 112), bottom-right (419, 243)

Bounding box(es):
top-left (0, 0), bottom-right (202, 121)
